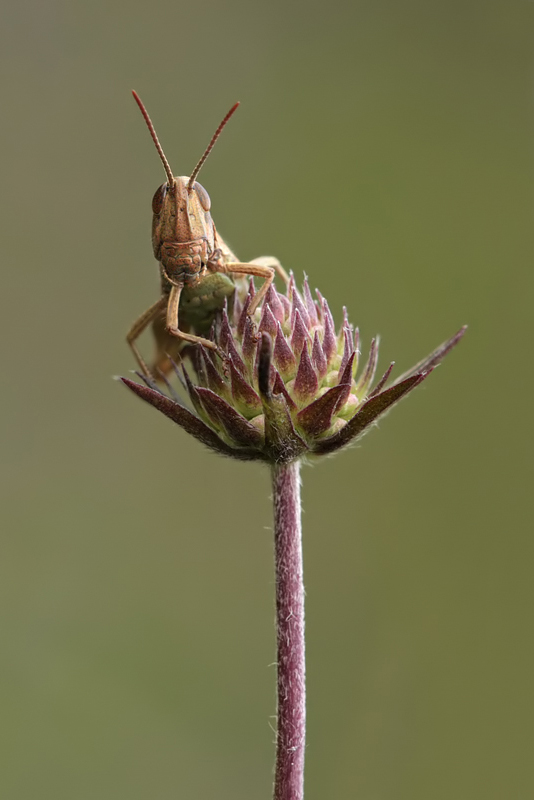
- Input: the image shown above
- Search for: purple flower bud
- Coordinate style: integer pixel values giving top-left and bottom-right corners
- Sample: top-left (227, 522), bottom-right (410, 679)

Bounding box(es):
top-left (274, 322), bottom-right (297, 380)
top-left (291, 310), bottom-right (311, 357)
top-left (311, 331), bottom-right (327, 379)
top-left (293, 345), bottom-right (319, 404)
top-left (303, 278), bottom-right (319, 327)
top-left (122, 276), bottom-right (466, 464)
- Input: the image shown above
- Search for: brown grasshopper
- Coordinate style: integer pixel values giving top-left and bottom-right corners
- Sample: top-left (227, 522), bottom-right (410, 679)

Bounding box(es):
top-left (127, 91), bottom-right (288, 380)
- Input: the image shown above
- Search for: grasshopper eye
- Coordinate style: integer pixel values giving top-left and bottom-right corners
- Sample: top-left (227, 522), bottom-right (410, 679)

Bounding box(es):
top-left (193, 182), bottom-right (211, 211)
top-left (152, 184), bottom-right (167, 214)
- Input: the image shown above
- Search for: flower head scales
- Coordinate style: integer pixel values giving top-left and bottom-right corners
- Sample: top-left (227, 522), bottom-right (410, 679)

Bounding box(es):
top-left (121, 276), bottom-right (466, 463)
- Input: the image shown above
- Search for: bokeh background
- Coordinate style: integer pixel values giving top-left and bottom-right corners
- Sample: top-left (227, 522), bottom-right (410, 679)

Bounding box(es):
top-left (1, 1), bottom-right (533, 798)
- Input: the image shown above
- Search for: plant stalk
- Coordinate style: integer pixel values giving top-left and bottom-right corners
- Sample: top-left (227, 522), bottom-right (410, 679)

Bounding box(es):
top-left (271, 460), bottom-right (305, 800)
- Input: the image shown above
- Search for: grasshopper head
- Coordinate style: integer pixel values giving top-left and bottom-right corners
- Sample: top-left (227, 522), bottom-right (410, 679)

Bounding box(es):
top-left (151, 176), bottom-right (214, 285)
top-left (132, 91), bottom-right (239, 285)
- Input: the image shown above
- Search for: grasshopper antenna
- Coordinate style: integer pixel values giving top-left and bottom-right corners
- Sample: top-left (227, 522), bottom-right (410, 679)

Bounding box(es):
top-left (132, 90), bottom-right (174, 187)
top-left (187, 102), bottom-right (240, 191)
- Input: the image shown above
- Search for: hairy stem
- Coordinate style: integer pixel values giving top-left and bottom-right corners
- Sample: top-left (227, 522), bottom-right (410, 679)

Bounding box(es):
top-left (271, 460), bottom-right (305, 800)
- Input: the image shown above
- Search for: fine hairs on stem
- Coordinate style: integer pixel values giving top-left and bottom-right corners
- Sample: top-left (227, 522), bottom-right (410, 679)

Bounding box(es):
top-left (272, 461), bottom-right (305, 800)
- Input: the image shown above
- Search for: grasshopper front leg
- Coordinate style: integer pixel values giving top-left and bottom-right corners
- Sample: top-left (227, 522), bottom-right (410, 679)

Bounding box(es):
top-left (217, 256), bottom-right (289, 315)
top-left (166, 284), bottom-right (223, 353)
top-left (250, 256), bottom-right (289, 286)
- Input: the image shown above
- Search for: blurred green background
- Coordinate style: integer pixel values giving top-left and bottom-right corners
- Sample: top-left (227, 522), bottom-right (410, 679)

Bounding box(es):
top-left (1, 0), bottom-right (532, 797)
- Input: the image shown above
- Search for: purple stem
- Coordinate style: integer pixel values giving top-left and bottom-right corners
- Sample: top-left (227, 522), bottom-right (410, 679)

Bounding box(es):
top-left (271, 460), bottom-right (305, 800)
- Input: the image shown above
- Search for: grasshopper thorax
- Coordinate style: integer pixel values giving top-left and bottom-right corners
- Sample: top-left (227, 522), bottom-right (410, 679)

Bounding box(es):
top-left (151, 176), bottom-right (215, 286)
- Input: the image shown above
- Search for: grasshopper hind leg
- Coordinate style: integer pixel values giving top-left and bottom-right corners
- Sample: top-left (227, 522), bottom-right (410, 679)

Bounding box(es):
top-left (126, 297), bottom-right (166, 380)
top-left (149, 311), bottom-right (187, 380)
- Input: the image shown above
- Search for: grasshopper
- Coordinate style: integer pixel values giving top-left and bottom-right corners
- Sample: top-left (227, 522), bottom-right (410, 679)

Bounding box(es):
top-left (127, 91), bottom-right (288, 380)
